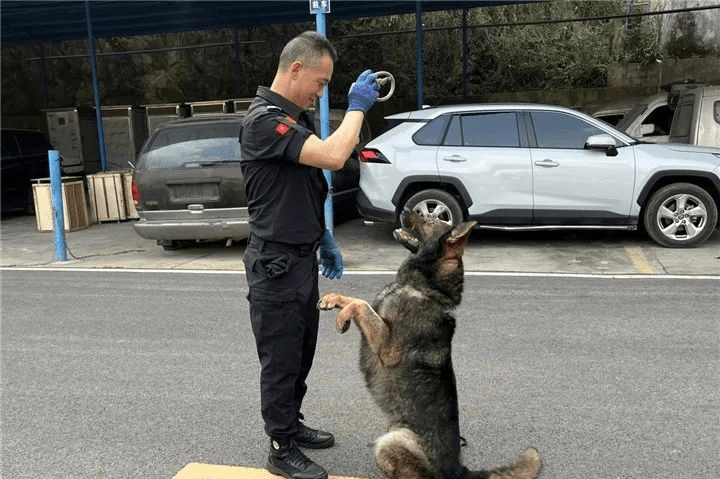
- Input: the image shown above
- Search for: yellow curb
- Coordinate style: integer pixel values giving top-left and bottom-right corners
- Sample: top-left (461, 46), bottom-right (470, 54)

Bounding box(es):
top-left (624, 246), bottom-right (656, 274)
top-left (173, 463), bottom-right (371, 479)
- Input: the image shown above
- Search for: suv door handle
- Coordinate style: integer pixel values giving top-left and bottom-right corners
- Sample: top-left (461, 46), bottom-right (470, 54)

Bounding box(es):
top-left (443, 155), bottom-right (467, 162)
top-left (534, 159), bottom-right (559, 167)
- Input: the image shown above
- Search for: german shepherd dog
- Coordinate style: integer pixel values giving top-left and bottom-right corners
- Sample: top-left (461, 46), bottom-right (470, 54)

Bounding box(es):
top-left (318, 210), bottom-right (541, 479)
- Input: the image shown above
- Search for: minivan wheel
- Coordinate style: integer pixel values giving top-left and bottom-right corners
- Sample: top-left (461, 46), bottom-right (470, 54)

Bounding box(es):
top-left (157, 239), bottom-right (196, 250)
top-left (643, 183), bottom-right (718, 248)
top-left (403, 189), bottom-right (463, 226)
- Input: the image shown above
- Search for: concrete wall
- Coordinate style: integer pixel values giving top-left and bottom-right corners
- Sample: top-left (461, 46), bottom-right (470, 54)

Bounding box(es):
top-left (608, 57), bottom-right (720, 89)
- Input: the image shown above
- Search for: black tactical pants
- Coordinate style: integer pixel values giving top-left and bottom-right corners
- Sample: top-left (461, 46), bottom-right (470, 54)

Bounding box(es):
top-left (243, 235), bottom-right (320, 439)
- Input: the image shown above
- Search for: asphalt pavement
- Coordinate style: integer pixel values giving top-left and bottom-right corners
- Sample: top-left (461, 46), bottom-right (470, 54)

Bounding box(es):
top-left (2, 214), bottom-right (720, 479)
top-left (2, 270), bottom-right (718, 479)
top-left (1, 214), bottom-right (720, 275)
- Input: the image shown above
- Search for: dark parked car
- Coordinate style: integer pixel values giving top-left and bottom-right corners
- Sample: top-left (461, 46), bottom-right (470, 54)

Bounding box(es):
top-left (132, 112), bottom-right (367, 249)
top-left (1, 129), bottom-right (54, 215)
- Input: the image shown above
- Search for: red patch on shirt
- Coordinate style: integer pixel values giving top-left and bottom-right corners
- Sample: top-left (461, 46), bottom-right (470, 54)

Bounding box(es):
top-left (274, 122), bottom-right (290, 136)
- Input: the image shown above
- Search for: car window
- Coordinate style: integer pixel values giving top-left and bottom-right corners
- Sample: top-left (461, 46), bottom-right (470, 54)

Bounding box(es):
top-left (413, 115), bottom-right (449, 145)
top-left (641, 104), bottom-right (672, 136)
top-left (596, 113), bottom-right (625, 126)
top-left (530, 111), bottom-right (605, 149)
top-left (147, 122), bottom-right (241, 152)
top-left (1, 131), bottom-right (20, 157)
top-left (143, 122), bottom-right (242, 170)
top-left (444, 115), bottom-right (463, 146)
top-left (448, 112), bottom-right (519, 147)
top-left (143, 137), bottom-right (241, 169)
top-left (616, 103), bottom-right (647, 131)
top-left (669, 104), bottom-right (693, 137)
top-left (14, 131), bottom-right (52, 155)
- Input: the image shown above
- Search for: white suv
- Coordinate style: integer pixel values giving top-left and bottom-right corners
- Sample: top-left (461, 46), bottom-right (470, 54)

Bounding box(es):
top-left (357, 104), bottom-right (720, 248)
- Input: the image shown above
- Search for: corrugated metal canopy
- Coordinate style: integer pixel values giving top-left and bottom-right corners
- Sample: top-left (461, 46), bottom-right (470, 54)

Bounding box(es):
top-left (1, 0), bottom-right (531, 45)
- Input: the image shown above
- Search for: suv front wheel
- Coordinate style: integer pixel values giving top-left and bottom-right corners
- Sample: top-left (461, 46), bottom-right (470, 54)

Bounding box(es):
top-left (403, 189), bottom-right (463, 226)
top-left (643, 183), bottom-right (718, 248)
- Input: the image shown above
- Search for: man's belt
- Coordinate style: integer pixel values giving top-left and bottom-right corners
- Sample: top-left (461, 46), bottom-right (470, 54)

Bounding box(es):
top-left (250, 235), bottom-right (320, 256)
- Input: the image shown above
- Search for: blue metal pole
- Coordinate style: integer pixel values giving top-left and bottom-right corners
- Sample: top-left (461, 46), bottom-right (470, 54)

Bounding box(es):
top-left (316, 11), bottom-right (334, 234)
top-left (85, 0), bottom-right (108, 171)
top-left (462, 8), bottom-right (468, 103)
top-left (416, 1), bottom-right (424, 110)
top-left (49, 150), bottom-right (67, 262)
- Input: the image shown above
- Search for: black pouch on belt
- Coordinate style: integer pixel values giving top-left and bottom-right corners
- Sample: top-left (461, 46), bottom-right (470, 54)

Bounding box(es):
top-left (260, 250), bottom-right (291, 279)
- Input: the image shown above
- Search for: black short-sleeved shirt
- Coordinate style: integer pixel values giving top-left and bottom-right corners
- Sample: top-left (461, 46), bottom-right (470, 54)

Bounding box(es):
top-left (240, 86), bottom-right (328, 245)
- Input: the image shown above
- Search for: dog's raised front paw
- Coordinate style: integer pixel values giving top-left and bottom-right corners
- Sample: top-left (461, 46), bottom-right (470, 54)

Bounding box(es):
top-left (317, 293), bottom-right (340, 310)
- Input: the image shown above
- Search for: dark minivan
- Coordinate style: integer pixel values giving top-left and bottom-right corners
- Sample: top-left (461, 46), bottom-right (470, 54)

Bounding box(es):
top-left (132, 114), bottom-right (248, 249)
top-left (132, 112), bottom-right (367, 249)
top-left (1, 129), bottom-right (54, 215)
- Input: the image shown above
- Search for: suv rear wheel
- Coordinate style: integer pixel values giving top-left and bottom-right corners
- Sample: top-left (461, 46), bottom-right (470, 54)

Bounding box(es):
top-left (403, 189), bottom-right (463, 226)
top-left (643, 183), bottom-right (718, 248)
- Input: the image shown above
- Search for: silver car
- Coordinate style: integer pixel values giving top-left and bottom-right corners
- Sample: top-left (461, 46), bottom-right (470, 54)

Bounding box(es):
top-left (357, 103), bottom-right (720, 248)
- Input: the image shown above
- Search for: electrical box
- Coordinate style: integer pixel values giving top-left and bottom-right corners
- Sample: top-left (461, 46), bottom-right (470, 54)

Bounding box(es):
top-left (145, 103), bottom-right (190, 136)
top-left (100, 105), bottom-right (148, 170)
top-left (190, 100), bottom-right (234, 116)
top-left (45, 107), bottom-right (100, 175)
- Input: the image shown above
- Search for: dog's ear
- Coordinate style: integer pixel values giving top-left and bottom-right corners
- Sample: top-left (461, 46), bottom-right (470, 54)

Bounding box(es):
top-left (393, 227), bottom-right (420, 253)
top-left (443, 221), bottom-right (477, 256)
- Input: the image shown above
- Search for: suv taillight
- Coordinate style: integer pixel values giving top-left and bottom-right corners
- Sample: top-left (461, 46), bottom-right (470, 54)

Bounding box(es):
top-left (131, 180), bottom-right (140, 205)
top-left (359, 148), bottom-right (390, 164)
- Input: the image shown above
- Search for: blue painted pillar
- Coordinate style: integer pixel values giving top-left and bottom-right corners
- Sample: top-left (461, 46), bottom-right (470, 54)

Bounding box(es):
top-left (316, 10), bottom-right (334, 234)
top-left (49, 150), bottom-right (67, 262)
top-left (85, 0), bottom-right (108, 171)
top-left (462, 8), bottom-right (469, 103)
top-left (416, 1), bottom-right (425, 110)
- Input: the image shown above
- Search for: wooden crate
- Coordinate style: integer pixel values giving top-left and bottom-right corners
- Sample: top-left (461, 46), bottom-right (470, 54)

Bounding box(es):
top-left (32, 178), bottom-right (89, 232)
top-left (87, 171), bottom-right (127, 222)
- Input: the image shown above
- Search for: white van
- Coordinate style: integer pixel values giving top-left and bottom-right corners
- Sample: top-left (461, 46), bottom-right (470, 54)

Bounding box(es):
top-left (668, 85), bottom-right (720, 148)
top-left (615, 93), bottom-right (673, 143)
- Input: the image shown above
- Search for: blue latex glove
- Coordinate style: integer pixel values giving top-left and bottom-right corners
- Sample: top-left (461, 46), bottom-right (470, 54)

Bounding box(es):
top-left (318, 230), bottom-right (343, 279)
top-left (347, 69), bottom-right (380, 114)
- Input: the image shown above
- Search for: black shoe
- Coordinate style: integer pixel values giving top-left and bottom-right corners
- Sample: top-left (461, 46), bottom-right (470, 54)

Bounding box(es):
top-left (267, 437), bottom-right (328, 479)
top-left (295, 422), bottom-right (335, 449)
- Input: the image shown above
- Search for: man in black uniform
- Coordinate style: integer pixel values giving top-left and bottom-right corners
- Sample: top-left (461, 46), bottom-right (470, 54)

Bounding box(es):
top-left (240, 31), bottom-right (380, 479)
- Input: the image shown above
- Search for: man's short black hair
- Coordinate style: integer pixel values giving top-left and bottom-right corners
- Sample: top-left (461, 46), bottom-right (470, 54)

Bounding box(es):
top-left (278, 31), bottom-right (338, 70)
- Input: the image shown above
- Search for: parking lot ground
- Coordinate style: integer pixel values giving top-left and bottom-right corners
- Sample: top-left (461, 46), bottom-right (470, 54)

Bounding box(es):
top-left (1, 214), bottom-right (719, 275)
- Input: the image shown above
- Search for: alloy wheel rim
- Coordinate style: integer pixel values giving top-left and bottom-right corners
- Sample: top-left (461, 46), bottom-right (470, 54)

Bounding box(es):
top-left (414, 200), bottom-right (453, 225)
top-left (656, 193), bottom-right (707, 241)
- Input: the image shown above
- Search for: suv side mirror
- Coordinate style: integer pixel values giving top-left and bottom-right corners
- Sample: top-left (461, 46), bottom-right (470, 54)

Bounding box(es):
top-left (585, 134), bottom-right (618, 156)
top-left (639, 123), bottom-right (655, 136)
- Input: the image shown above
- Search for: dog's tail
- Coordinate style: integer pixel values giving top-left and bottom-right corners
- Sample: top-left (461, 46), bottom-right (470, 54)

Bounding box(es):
top-left (468, 448), bottom-right (542, 479)
top-left (375, 428), bottom-right (435, 479)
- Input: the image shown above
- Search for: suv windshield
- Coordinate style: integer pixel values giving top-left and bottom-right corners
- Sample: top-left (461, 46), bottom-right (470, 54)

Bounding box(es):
top-left (142, 122), bottom-right (241, 169)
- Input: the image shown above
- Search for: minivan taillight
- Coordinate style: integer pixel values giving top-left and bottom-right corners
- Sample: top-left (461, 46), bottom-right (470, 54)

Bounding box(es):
top-left (359, 148), bottom-right (390, 164)
top-left (131, 180), bottom-right (140, 205)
